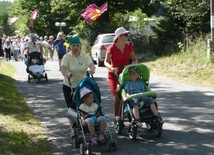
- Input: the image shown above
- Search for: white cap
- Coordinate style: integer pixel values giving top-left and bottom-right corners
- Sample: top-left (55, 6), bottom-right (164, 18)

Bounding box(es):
top-left (80, 87), bottom-right (93, 99)
top-left (30, 33), bottom-right (36, 38)
top-left (113, 27), bottom-right (129, 42)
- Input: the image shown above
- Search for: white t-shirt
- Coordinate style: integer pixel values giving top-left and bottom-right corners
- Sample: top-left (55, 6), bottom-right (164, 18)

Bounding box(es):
top-left (12, 42), bottom-right (20, 50)
top-left (27, 41), bottom-right (41, 53)
top-left (79, 102), bottom-right (98, 116)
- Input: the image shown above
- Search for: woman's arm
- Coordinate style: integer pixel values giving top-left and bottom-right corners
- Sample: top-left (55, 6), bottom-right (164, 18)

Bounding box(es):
top-left (61, 65), bottom-right (72, 79)
top-left (130, 51), bottom-right (138, 63)
top-left (88, 62), bottom-right (95, 74)
top-left (104, 52), bottom-right (118, 72)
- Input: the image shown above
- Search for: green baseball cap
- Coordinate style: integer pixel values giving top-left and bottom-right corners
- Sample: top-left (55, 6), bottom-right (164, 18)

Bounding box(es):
top-left (67, 35), bottom-right (81, 45)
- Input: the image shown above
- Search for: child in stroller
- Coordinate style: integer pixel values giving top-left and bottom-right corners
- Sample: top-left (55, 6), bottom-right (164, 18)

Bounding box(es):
top-left (124, 66), bottom-right (163, 125)
top-left (79, 87), bottom-right (106, 146)
top-left (26, 51), bottom-right (48, 83)
top-left (71, 77), bottom-right (117, 154)
top-left (114, 64), bottom-right (163, 139)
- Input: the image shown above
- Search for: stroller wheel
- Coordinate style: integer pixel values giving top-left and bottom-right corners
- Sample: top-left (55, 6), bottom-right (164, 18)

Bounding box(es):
top-left (154, 123), bottom-right (163, 137)
top-left (28, 75), bottom-right (30, 83)
top-left (106, 141), bottom-right (111, 151)
top-left (80, 144), bottom-right (85, 155)
top-left (38, 77), bottom-right (41, 83)
top-left (146, 122), bottom-right (152, 131)
top-left (148, 121), bottom-right (163, 137)
top-left (128, 125), bottom-right (137, 140)
top-left (80, 143), bottom-right (91, 155)
top-left (106, 139), bottom-right (117, 151)
top-left (111, 140), bottom-right (117, 151)
top-left (45, 73), bottom-right (48, 82)
top-left (72, 135), bottom-right (80, 148)
top-left (114, 118), bottom-right (123, 135)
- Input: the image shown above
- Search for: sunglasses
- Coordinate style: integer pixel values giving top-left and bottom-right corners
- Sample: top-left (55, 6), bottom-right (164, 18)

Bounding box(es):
top-left (121, 33), bottom-right (129, 37)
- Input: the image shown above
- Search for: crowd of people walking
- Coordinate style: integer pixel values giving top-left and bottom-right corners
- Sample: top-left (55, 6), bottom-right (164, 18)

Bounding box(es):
top-left (0, 33), bottom-right (60, 62)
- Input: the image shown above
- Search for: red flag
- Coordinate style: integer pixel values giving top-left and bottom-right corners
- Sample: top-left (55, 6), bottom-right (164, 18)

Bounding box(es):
top-left (81, 2), bottom-right (108, 23)
top-left (31, 9), bottom-right (38, 19)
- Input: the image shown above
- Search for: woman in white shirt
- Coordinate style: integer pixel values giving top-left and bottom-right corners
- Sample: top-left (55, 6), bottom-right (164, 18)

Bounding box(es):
top-left (12, 39), bottom-right (21, 61)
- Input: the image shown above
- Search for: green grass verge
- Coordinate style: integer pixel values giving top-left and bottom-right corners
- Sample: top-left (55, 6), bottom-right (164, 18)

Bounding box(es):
top-left (0, 60), bottom-right (52, 155)
top-left (142, 39), bottom-right (214, 87)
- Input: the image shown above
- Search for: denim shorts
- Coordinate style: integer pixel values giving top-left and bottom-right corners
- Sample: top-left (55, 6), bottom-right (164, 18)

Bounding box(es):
top-left (130, 96), bottom-right (154, 107)
top-left (58, 53), bottom-right (65, 60)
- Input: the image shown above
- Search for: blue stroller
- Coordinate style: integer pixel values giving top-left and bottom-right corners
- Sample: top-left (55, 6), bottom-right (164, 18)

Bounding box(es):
top-left (71, 76), bottom-right (117, 154)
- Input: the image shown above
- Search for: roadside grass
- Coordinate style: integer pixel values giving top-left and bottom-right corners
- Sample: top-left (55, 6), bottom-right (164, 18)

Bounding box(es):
top-left (0, 61), bottom-right (52, 155)
top-left (142, 37), bottom-right (214, 87)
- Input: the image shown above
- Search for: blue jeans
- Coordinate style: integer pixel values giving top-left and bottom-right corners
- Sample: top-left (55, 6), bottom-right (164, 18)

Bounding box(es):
top-left (130, 96), bottom-right (154, 107)
top-left (13, 50), bottom-right (19, 60)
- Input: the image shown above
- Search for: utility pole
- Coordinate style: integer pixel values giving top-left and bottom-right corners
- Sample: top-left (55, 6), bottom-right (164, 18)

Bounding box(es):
top-left (208, 0), bottom-right (214, 58)
top-left (211, 0), bottom-right (214, 42)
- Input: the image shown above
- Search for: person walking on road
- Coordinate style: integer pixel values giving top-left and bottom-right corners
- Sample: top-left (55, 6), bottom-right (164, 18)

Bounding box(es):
top-left (104, 27), bottom-right (138, 122)
top-left (12, 39), bottom-right (21, 61)
top-left (0, 36), bottom-right (4, 57)
top-left (26, 33), bottom-right (43, 55)
top-left (48, 35), bottom-right (54, 61)
top-left (53, 32), bottom-right (66, 71)
top-left (3, 38), bottom-right (12, 61)
top-left (61, 35), bottom-right (95, 134)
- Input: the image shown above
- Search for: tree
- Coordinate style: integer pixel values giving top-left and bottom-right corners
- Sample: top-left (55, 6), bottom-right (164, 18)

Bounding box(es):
top-left (0, 1), bottom-right (14, 35)
top-left (149, 0), bottom-right (210, 55)
top-left (166, 0), bottom-right (209, 34)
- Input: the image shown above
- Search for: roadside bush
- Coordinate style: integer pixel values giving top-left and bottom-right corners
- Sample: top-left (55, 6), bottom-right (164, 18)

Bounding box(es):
top-left (130, 34), bottom-right (150, 54)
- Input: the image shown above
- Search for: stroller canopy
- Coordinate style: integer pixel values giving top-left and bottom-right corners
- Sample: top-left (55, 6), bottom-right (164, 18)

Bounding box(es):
top-left (119, 63), bottom-right (150, 86)
top-left (74, 77), bottom-right (101, 109)
top-left (28, 51), bottom-right (44, 65)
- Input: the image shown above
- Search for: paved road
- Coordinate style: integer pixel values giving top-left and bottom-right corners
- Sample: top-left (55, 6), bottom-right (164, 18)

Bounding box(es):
top-left (7, 58), bottom-right (214, 155)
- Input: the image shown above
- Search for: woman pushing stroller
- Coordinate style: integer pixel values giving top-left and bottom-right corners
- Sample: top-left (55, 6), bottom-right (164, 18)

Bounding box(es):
top-left (104, 27), bottom-right (138, 122)
top-left (79, 87), bottom-right (106, 146)
top-left (61, 35), bottom-right (95, 134)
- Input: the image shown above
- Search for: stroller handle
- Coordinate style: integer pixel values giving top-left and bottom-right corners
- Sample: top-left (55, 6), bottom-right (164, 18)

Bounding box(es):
top-left (123, 91), bottom-right (157, 101)
top-left (86, 70), bottom-right (95, 79)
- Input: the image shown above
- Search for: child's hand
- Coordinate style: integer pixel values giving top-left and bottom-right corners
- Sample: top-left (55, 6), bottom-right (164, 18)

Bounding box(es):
top-left (81, 117), bottom-right (86, 126)
top-left (82, 120), bottom-right (86, 126)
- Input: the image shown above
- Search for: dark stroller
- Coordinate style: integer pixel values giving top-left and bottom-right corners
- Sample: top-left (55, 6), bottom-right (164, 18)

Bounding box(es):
top-left (114, 64), bottom-right (163, 139)
top-left (71, 76), bottom-right (117, 154)
top-left (26, 51), bottom-right (48, 83)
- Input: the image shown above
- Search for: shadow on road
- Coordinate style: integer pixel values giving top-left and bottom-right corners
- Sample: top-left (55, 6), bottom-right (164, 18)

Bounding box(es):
top-left (13, 72), bottom-right (214, 155)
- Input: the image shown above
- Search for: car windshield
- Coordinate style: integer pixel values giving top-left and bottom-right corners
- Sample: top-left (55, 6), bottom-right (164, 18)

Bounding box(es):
top-left (102, 35), bottom-right (115, 43)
